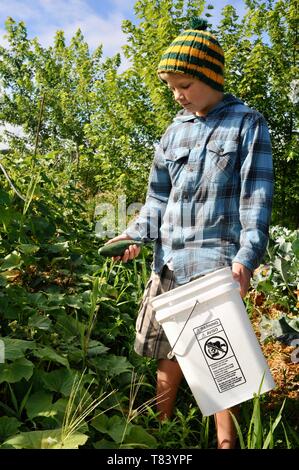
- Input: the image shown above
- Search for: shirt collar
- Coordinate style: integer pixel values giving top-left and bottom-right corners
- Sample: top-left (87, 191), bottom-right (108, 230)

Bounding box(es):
top-left (173, 93), bottom-right (241, 123)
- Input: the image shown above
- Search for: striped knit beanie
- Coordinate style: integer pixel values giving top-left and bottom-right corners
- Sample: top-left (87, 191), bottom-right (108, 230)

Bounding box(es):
top-left (158, 18), bottom-right (224, 92)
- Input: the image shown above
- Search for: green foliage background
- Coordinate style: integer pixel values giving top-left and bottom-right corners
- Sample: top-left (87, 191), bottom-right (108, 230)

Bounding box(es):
top-left (0, 0), bottom-right (298, 224)
top-left (0, 0), bottom-right (298, 449)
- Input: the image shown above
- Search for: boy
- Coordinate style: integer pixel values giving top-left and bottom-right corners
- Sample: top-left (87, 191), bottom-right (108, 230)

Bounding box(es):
top-left (106, 18), bottom-right (273, 449)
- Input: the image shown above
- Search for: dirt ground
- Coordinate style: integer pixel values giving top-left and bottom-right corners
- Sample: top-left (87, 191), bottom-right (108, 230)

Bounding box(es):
top-left (250, 291), bottom-right (298, 407)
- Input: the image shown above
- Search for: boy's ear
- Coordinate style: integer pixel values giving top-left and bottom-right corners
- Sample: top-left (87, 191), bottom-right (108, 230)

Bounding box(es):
top-left (158, 73), bottom-right (167, 84)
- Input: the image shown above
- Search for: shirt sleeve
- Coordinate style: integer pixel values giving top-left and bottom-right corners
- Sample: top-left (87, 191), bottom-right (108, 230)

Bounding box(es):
top-left (232, 115), bottom-right (274, 271)
top-left (123, 144), bottom-right (172, 242)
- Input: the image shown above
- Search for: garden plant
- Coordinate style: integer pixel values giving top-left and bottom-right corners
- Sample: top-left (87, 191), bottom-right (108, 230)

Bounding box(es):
top-left (0, 0), bottom-right (298, 449)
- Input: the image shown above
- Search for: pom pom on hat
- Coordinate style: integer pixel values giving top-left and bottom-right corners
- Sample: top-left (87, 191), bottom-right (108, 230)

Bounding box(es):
top-left (189, 17), bottom-right (208, 31)
top-left (158, 17), bottom-right (224, 92)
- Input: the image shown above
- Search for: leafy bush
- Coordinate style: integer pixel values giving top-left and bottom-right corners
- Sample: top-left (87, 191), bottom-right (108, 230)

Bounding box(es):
top-left (251, 226), bottom-right (299, 344)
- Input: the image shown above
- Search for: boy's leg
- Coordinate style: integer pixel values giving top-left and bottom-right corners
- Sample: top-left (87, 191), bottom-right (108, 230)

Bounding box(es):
top-left (156, 358), bottom-right (183, 421)
top-left (214, 405), bottom-right (240, 449)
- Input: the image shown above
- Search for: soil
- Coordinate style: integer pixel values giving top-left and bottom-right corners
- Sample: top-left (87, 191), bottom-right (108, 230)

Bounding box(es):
top-left (250, 291), bottom-right (299, 407)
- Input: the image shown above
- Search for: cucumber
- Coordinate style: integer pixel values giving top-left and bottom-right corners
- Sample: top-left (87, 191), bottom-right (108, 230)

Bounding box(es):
top-left (98, 240), bottom-right (143, 257)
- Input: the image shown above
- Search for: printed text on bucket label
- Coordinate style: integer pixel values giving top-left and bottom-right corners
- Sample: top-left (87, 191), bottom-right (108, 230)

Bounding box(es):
top-left (194, 318), bottom-right (246, 393)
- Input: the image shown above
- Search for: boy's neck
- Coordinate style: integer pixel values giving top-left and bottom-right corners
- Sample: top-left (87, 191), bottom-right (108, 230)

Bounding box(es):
top-left (195, 92), bottom-right (224, 117)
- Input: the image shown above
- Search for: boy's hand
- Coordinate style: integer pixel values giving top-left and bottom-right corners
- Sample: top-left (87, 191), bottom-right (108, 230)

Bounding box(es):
top-left (105, 235), bottom-right (141, 263)
top-left (232, 262), bottom-right (251, 298)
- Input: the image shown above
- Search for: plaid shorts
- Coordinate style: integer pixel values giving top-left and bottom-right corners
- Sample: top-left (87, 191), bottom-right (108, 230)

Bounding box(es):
top-left (134, 265), bottom-right (178, 361)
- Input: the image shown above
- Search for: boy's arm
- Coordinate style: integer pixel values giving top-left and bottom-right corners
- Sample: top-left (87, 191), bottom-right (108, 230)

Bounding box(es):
top-left (232, 115), bottom-right (274, 273)
top-left (124, 144), bottom-right (172, 242)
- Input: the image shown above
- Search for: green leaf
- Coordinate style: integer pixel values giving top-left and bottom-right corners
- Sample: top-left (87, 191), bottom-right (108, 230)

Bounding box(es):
top-left (48, 398), bottom-right (69, 423)
top-left (90, 355), bottom-right (132, 376)
top-left (283, 316), bottom-right (299, 333)
top-left (292, 237), bottom-right (299, 258)
top-left (4, 429), bottom-right (88, 449)
top-left (50, 256), bottom-right (70, 266)
top-left (283, 421), bottom-right (299, 447)
top-left (229, 411), bottom-right (246, 449)
top-left (0, 252), bottom-right (22, 271)
top-left (247, 394), bottom-right (262, 449)
top-left (0, 417), bottom-right (22, 441)
top-left (98, 283), bottom-right (119, 299)
top-left (65, 295), bottom-right (85, 310)
top-left (273, 257), bottom-right (290, 283)
top-left (25, 391), bottom-right (55, 420)
top-left (1, 338), bottom-right (36, 360)
top-left (0, 189), bottom-right (11, 205)
top-left (41, 369), bottom-right (77, 397)
top-left (30, 217), bottom-right (56, 240)
top-left (258, 315), bottom-right (297, 342)
top-left (87, 340), bottom-right (109, 357)
top-left (0, 274), bottom-right (8, 286)
top-left (91, 413), bottom-right (109, 432)
top-left (0, 358), bottom-right (34, 383)
top-left (46, 293), bottom-right (66, 306)
top-left (27, 292), bottom-right (48, 307)
top-left (23, 172), bottom-right (41, 215)
top-left (263, 399), bottom-right (285, 449)
top-left (47, 242), bottom-right (69, 254)
top-left (93, 438), bottom-right (119, 449)
top-left (56, 313), bottom-right (85, 340)
top-left (91, 414), bottom-right (131, 443)
top-left (124, 424), bottom-right (157, 448)
top-left (28, 314), bottom-right (52, 330)
top-left (17, 244), bottom-right (40, 255)
top-left (33, 346), bottom-right (69, 368)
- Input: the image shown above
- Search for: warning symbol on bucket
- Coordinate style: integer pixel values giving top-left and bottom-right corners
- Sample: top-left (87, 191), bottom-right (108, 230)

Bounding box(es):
top-left (194, 319), bottom-right (246, 393)
top-left (204, 336), bottom-right (228, 360)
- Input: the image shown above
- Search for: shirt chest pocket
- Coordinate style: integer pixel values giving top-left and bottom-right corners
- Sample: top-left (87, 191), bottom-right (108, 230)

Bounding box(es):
top-left (205, 140), bottom-right (239, 183)
top-left (165, 147), bottom-right (190, 185)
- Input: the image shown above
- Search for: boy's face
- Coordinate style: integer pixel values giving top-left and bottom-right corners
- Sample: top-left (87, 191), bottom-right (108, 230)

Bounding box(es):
top-left (159, 72), bottom-right (223, 116)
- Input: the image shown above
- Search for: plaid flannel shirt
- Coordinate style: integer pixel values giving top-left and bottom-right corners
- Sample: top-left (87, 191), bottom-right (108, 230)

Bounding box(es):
top-left (125, 94), bottom-right (274, 284)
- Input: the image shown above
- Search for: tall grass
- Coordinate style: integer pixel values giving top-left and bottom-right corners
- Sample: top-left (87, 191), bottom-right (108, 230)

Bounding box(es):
top-left (230, 396), bottom-right (287, 449)
top-left (61, 369), bottom-right (116, 444)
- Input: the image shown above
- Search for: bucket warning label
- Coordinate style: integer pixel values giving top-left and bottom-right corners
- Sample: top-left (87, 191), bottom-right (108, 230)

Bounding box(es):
top-left (194, 319), bottom-right (246, 393)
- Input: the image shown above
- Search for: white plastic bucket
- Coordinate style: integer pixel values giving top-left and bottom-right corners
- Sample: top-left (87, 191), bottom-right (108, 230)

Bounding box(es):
top-left (152, 267), bottom-right (275, 416)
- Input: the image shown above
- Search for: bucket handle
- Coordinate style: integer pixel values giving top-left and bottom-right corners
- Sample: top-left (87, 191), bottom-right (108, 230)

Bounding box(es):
top-left (167, 299), bottom-right (199, 360)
